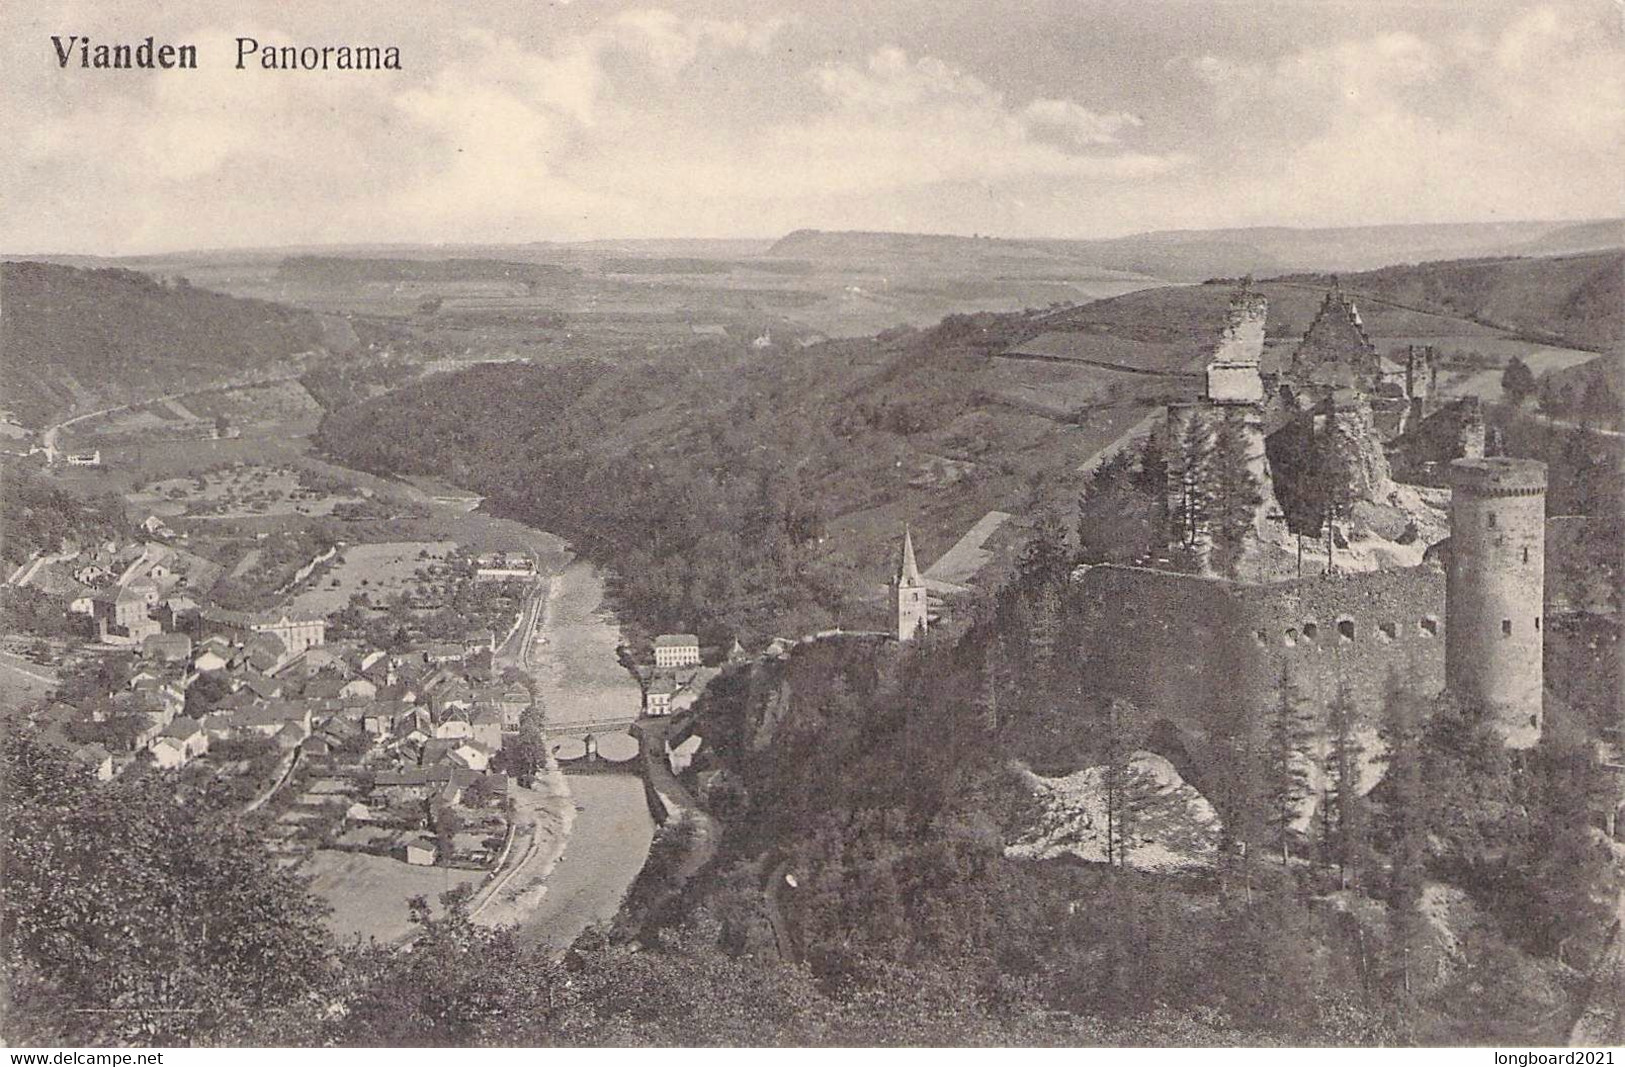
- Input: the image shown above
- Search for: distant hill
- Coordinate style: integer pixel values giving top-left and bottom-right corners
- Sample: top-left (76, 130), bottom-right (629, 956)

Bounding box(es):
top-left (771, 219), bottom-right (1624, 282)
top-left (0, 261), bottom-right (324, 427)
top-left (1283, 251), bottom-right (1623, 352)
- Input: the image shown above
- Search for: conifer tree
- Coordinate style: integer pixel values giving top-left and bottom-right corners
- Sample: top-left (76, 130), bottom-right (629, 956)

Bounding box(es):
top-left (1210, 414), bottom-right (1262, 577)
top-left (1024, 581), bottom-right (1062, 680)
top-left (1133, 431), bottom-right (1172, 549)
top-left (1265, 668), bottom-right (1313, 866)
top-left (1018, 511), bottom-right (1072, 585)
top-left (1170, 415), bottom-right (1213, 555)
top-left (1324, 679), bottom-right (1373, 890)
top-left (1103, 698), bottom-right (1140, 868)
top-left (975, 635), bottom-right (1012, 735)
top-left (1378, 678), bottom-right (1427, 995)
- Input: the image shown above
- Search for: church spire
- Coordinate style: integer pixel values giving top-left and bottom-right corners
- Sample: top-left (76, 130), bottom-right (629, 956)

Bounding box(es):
top-left (895, 526), bottom-right (929, 642)
top-left (898, 527), bottom-right (922, 586)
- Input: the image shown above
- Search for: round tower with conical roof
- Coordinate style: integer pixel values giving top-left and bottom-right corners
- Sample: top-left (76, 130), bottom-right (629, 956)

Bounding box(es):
top-left (1446, 457), bottom-right (1546, 748)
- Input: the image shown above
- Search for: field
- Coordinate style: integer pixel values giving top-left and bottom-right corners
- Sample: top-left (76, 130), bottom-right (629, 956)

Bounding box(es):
top-left (303, 849), bottom-right (482, 943)
top-left (289, 540), bottom-right (456, 616)
top-left (1432, 343), bottom-right (1603, 402)
top-left (129, 463), bottom-right (365, 520)
top-left (0, 651), bottom-right (58, 710)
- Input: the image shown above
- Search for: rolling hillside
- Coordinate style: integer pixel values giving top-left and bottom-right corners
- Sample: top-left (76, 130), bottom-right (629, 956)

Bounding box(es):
top-left (315, 245), bottom-right (1619, 649)
top-left (0, 261), bottom-right (325, 427)
top-left (1284, 251), bottom-right (1623, 352)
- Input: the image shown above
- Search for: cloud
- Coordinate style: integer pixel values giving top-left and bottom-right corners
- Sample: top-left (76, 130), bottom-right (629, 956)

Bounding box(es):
top-left (0, 1), bottom-right (1616, 251)
top-left (1177, 3), bottom-right (1623, 226)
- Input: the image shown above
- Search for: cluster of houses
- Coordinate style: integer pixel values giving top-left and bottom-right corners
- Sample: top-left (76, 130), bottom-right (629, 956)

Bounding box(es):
top-left (644, 633), bottom-right (709, 717)
top-left (31, 591), bottom-right (532, 870)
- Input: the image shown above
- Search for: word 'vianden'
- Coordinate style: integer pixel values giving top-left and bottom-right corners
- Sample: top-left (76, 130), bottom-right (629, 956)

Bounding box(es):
top-left (51, 36), bottom-right (401, 71)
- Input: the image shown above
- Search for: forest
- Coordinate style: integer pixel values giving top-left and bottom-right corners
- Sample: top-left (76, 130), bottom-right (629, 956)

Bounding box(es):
top-left (314, 309), bottom-right (1047, 648)
top-left (0, 461), bottom-right (127, 568)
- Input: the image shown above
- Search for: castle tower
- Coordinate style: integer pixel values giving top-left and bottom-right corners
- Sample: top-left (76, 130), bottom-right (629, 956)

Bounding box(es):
top-left (1404, 345), bottom-right (1437, 421)
top-left (1446, 457), bottom-right (1546, 748)
top-left (1206, 284), bottom-right (1268, 404)
top-left (894, 528), bottom-right (928, 642)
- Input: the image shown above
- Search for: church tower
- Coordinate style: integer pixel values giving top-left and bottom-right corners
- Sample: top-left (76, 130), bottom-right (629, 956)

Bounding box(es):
top-left (895, 529), bottom-right (928, 642)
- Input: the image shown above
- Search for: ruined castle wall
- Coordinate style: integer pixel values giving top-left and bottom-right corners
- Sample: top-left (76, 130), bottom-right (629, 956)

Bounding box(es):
top-left (1072, 563), bottom-right (1445, 746)
top-left (1206, 295), bottom-right (1267, 403)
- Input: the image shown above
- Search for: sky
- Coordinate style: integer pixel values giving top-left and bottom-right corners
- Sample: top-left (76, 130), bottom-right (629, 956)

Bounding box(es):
top-left (1, 0), bottom-right (1620, 254)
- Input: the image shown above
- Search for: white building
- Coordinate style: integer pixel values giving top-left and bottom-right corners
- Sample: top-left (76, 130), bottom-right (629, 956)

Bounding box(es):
top-left (653, 633), bottom-right (701, 668)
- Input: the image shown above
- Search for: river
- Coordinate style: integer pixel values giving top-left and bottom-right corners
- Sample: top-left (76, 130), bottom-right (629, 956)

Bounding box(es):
top-left (515, 774), bottom-right (654, 952)
top-left (294, 445), bottom-right (656, 949)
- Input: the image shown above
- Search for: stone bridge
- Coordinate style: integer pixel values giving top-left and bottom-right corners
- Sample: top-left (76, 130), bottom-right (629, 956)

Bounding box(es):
top-left (541, 714), bottom-right (641, 740)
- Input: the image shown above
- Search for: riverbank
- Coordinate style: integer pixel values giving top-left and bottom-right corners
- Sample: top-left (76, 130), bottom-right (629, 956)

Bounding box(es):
top-left (470, 761), bottom-right (575, 930)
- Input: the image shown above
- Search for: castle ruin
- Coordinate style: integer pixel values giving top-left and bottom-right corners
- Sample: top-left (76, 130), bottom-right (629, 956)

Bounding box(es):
top-left (1072, 283), bottom-right (1548, 769)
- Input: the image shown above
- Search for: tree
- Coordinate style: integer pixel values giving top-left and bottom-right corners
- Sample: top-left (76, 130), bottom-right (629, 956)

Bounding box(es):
top-left (1377, 679), bottom-right (1427, 996)
top-left (1505, 743), bottom-right (1617, 958)
top-left (1103, 698), bottom-right (1141, 868)
top-left (974, 635), bottom-right (1012, 735)
top-left (1022, 581), bottom-right (1062, 680)
top-left (493, 726), bottom-right (546, 788)
top-left (432, 802), bottom-right (464, 866)
top-left (0, 732), bottom-right (334, 1045)
top-left (1170, 415), bottom-right (1213, 557)
top-left (1500, 356), bottom-right (1536, 406)
top-left (1018, 511), bottom-right (1072, 585)
top-left (332, 888), bottom-right (576, 1046)
top-left (1264, 669), bottom-right (1313, 866)
top-left (1209, 414), bottom-right (1262, 578)
top-left (1323, 680), bottom-right (1373, 890)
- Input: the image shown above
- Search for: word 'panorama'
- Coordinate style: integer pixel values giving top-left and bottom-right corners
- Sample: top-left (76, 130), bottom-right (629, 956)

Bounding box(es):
top-left (236, 38), bottom-right (401, 70)
top-left (50, 36), bottom-right (402, 71)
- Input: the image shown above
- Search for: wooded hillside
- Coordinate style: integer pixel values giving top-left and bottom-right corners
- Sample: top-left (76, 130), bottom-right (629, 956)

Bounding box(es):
top-left (0, 261), bottom-right (324, 427)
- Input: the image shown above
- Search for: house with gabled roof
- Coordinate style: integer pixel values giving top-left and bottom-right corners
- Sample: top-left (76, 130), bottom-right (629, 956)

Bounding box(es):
top-left (469, 704), bottom-right (505, 750)
top-left (160, 716), bottom-right (209, 760)
top-left (142, 632), bottom-right (193, 664)
top-left (433, 709), bottom-right (474, 741)
top-left (235, 671), bottom-right (284, 701)
top-left (448, 742), bottom-right (492, 773)
top-left (645, 675), bottom-right (678, 716)
top-left (242, 632), bottom-right (287, 674)
top-left (150, 736), bottom-right (192, 769)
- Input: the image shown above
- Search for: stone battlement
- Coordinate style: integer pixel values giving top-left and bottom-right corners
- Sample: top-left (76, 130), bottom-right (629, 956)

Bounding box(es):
top-left (1450, 457), bottom-right (1547, 496)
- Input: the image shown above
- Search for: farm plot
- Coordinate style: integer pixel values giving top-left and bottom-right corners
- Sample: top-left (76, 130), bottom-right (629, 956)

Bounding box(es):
top-left (303, 849), bottom-right (482, 943)
top-left (129, 463), bottom-right (365, 520)
top-left (289, 540), bottom-right (457, 616)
